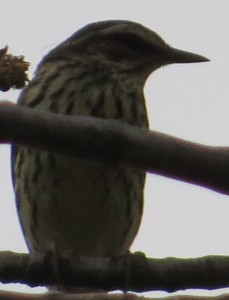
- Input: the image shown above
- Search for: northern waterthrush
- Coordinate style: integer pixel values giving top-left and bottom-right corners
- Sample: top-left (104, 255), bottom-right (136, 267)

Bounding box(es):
top-left (12, 20), bottom-right (209, 257)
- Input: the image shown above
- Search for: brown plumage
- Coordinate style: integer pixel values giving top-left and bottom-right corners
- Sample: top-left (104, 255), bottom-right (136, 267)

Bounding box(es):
top-left (12, 20), bottom-right (208, 257)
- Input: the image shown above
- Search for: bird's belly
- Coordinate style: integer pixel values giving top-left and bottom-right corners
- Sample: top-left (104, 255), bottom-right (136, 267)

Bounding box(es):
top-left (16, 149), bottom-right (144, 257)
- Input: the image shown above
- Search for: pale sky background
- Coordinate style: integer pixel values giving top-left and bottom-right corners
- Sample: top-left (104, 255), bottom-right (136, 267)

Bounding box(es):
top-left (0, 0), bottom-right (229, 296)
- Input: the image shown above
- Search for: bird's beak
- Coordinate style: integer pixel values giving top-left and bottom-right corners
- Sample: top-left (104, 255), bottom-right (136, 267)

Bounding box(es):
top-left (167, 47), bottom-right (210, 64)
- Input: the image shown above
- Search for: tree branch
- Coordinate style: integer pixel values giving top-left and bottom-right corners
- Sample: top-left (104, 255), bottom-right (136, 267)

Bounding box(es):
top-left (1, 251), bottom-right (229, 293)
top-left (0, 101), bottom-right (228, 195)
top-left (1, 290), bottom-right (229, 300)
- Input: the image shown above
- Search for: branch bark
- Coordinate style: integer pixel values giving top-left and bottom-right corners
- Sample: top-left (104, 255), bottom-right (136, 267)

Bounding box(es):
top-left (2, 291), bottom-right (229, 300)
top-left (0, 101), bottom-right (228, 195)
top-left (1, 251), bottom-right (229, 293)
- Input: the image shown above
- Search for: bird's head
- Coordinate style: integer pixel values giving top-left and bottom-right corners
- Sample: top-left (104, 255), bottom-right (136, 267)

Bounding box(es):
top-left (44, 20), bottom-right (209, 78)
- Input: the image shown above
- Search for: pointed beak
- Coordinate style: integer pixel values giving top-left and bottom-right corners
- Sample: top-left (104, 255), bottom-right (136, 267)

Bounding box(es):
top-left (167, 47), bottom-right (210, 64)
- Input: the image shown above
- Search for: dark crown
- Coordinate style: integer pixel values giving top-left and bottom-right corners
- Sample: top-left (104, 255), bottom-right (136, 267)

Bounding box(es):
top-left (41, 20), bottom-right (209, 74)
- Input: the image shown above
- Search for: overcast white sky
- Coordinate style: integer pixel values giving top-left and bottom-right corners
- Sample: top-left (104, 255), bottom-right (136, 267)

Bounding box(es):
top-left (0, 0), bottom-right (229, 296)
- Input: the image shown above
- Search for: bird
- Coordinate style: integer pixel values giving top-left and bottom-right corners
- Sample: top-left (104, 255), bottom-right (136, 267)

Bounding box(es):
top-left (12, 20), bottom-right (209, 258)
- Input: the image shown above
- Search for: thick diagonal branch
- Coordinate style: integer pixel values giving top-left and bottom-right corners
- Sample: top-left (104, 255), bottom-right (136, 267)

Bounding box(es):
top-left (0, 101), bottom-right (228, 194)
